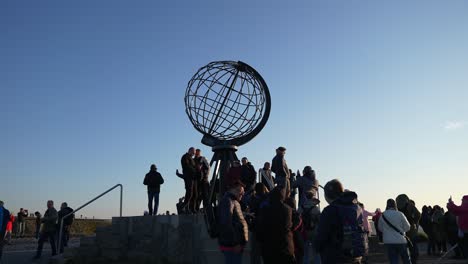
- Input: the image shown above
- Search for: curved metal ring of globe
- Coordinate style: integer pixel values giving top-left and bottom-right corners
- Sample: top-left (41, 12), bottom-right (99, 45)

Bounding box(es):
top-left (185, 61), bottom-right (271, 147)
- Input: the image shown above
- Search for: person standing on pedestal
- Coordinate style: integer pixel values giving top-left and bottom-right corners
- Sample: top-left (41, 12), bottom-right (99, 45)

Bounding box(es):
top-left (143, 164), bottom-right (164, 216)
top-left (271, 146), bottom-right (290, 191)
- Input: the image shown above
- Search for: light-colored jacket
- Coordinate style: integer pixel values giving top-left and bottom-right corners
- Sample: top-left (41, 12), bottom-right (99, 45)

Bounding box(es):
top-left (378, 209), bottom-right (410, 244)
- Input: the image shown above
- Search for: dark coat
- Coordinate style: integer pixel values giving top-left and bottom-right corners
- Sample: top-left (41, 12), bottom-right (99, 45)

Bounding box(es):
top-left (271, 154), bottom-right (290, 179)
top-left (42, 207), bottom-right (58, 233)
top-left (218, 192), bottom-right (249, 248)
top-left (17, 211), bottom-right (27, 223)
top-left (241, 163), bottom-right (256, 190)
top-left (181, 153), bottom-right (197, 180)
top-left (257, 197), bottom-right (295, 262)
top-left (315, 191), bottom-right (365, 264)
top-left (1, 207), bottom-right (11, 237)
top-left (58, 207), bottom-right (74, 227)
top-left (143, 170), bottom-right (164, 192)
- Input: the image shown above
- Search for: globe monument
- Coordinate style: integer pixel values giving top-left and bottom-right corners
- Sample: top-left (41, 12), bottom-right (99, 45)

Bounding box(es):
top-left (185, 60), bottom-right (271, 235)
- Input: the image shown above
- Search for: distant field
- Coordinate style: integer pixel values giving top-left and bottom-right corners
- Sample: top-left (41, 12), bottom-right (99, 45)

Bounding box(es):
top-left (12, 218), bottom-right (112, 236)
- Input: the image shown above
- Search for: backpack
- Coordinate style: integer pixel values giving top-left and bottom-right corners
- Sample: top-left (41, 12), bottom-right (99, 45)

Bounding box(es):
top-left (334, 204), bottom-right (368, 258)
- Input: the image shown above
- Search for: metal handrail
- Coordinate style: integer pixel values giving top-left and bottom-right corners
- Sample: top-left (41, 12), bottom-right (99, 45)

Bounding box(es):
top-left (57, 183), bottom-right (123, 252)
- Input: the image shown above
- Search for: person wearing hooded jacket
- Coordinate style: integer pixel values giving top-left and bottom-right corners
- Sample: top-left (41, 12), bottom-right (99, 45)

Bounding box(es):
top-left (378, 199), bottom-right (411, 264)
top-left (314, 179), bottom-right (368, 264)
top-left (257, 186), bottom-right (296, 264)
top-left (447, 195), bottom-right (468, 259)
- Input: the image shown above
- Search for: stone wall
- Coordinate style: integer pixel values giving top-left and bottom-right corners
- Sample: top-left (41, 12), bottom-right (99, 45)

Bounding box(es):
top-left (70, 215), bottom-right (250, 264)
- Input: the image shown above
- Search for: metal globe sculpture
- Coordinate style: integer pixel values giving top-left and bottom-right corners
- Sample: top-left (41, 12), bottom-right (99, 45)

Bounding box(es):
top-left (185, 61), bottom-right (271, 147)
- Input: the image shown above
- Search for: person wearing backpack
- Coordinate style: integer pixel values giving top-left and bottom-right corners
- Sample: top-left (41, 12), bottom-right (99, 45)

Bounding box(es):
top-left (143, 164), bottom-right (164, 215)
top-left (378, 199), bottom-right (411, 264)
top-left (315, 179), bottom-right (368, 264)
top-left (299, 191), bottom-right (321, 264)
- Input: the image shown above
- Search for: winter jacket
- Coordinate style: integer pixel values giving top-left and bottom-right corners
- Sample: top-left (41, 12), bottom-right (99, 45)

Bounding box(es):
top-left (0, 207), bottom-right (11, 236)
top-left (447, 195), bottom-right (468, 231)
top-left (241, 163), bottom-right (256, 191)
top-left (396, 194), bottom-right (421, 238)
top-left (17, 211), bottom-right (27, 223)
top-left (181, 153), bottom-right (197, 180)
top-left (41, 207), bottom-right (58, 233)
top-left (293, 176), bottom-right (319, 205)
top-left (218, 192), bottom-right (249, 249)
top-left (257, 198), bottom-right (295, 261)
top-left (314, 191), bottom-right (366, 263)
top-left (378, 209), bottom-right (410, 244)
top-left (194, 155), bottom-right (210, 181)
top-left (58, 207), bottom-right (74, 227)
top-left (143, 170), bottom-right (164, 192)
top-left (271, 154), bottom-right (290, 179)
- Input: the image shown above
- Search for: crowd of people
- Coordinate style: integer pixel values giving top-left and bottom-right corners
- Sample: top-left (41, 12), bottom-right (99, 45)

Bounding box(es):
top-left (200, 146), bottom-right (468, 264)
top-left (0, 200), bottom-right (75, 261)
top-left (2, 145), bottom-right (468, 264)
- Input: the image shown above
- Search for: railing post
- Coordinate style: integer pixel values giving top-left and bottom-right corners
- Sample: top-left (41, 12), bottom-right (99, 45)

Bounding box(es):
top-left (57, 183), bottom-right (123, 253)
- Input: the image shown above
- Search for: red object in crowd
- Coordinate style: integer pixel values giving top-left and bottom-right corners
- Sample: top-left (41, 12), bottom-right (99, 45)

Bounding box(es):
top-left (6, 215), bottom-right (15, 231)
top-left (447, 195), bottom-right (468, 231)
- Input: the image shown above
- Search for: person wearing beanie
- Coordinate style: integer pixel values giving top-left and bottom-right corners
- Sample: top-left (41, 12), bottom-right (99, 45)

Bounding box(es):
top-left (447, 195), bottom-right (468, 259)
top-left (378, 199), bottom-right (411, 264)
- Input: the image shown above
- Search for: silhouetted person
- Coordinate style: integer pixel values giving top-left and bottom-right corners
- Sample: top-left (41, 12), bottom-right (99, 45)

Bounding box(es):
top-left (315, 179), bottom-right (368, 264)
top-left (16, 208), bottom-right (28, 238)
top-left (396, 194), bottom-right (421, 263)
top-left (293, 166), bottom-right (319, 208)
top-left (285, 195), bottom-right (304, 264)
top-left (258, 162), bottom-right (274, 191)
top-left (34, 200), bottom-right (58, 259)
top-left (57, 202), bottom-right (74, 253)
top-left (0, 200), bottom-right (11, 261)
top-left (194, 149), bottom-right (210, 211)
top-left (271, 146), bottom-right (290, 191)
top-left (181, 147), bottom-right (197, 213)
top-left (218, 180), bottom-right (248, 264)
top-left (143, 164), bottom-right (165, 215)
top-left (240, 157), bottom-right (256, 193)
top-left (257, 186), bottom-right (295, 264)
top-left (34, 211), bottom-right (41, 239)
top-left (444, 209), bottom-right (463, 258)
top-left (249, 183), bottom-right (269, 264)
top-left (447, 195), bottom-right (468, 259)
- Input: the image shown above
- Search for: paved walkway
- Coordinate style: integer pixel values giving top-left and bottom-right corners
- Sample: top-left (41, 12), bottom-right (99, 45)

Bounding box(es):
top-left (1, 237), bottom-right (80, 264)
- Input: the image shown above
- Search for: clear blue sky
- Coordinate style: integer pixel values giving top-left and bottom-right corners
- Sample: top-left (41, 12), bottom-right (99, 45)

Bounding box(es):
top-left (2, 1), bottom-right (467, 218)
